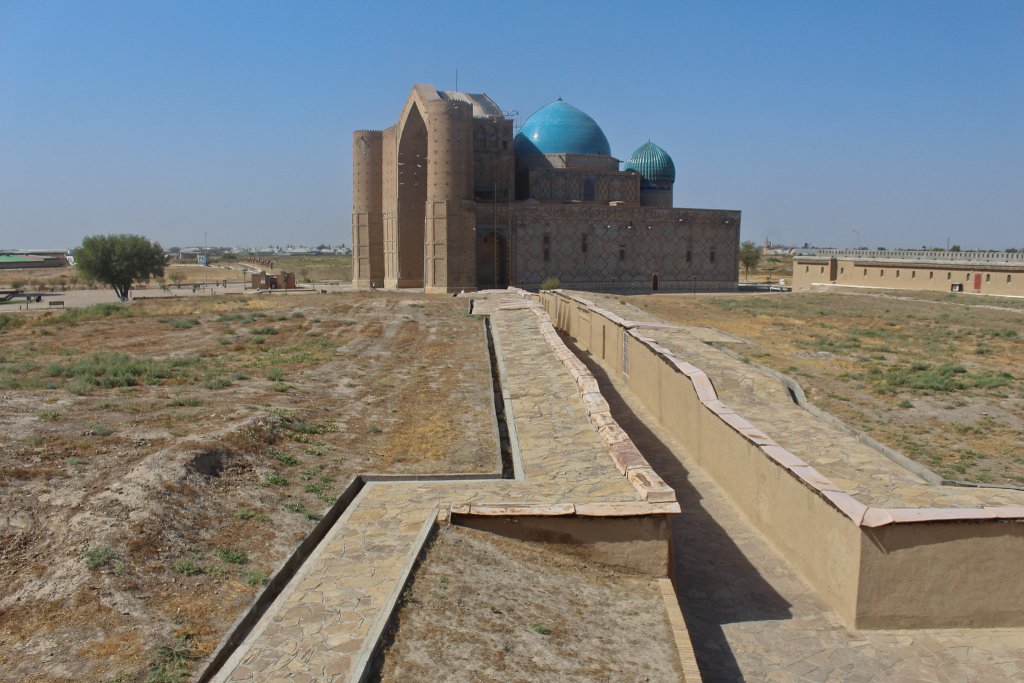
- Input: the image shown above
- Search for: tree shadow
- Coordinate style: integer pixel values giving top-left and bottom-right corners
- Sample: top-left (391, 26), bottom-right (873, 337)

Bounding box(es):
top-left (570, 342), bottom-right (793, 682)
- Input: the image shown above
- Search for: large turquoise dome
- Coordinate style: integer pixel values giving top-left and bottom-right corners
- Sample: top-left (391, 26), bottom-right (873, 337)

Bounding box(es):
top-left (514, 99), bottom-right (612, 157)
top-left (623, 141), bottom-right (675, 184)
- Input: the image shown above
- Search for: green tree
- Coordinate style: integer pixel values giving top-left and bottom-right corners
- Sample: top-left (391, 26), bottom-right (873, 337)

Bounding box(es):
top-left (739, 240), bottom-right (763, 281)
top-left (76, 234), bottom-right (166, 300)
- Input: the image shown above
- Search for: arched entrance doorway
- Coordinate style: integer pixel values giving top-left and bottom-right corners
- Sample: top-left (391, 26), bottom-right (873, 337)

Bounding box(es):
top-left (477, 231), bottom-right (509, 289)
top-left (395, 103), bottom-right (427, 287)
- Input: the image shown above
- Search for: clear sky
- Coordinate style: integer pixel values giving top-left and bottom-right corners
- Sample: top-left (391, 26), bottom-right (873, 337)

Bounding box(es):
top-left (1, 1), bottom-right (1021, 251)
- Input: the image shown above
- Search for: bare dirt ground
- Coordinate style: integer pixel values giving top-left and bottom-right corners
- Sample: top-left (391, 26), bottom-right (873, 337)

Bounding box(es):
top-left (613, 289), bottom-right (1024, 485)
top-left (374, 525), bottom-right (683, 683)
top-left (0, 291), bottom-right (496, 682)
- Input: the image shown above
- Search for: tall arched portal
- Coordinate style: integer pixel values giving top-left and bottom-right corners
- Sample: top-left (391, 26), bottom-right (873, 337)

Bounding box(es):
top-left (392, 103), bottom-right (427, 288)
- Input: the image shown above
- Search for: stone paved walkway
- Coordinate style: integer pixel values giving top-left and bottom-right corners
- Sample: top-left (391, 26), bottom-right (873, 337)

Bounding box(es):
top-left (212, 292), bottom-right (664, 682)
top-left (581, 342), bottom-right (1024, 682)
top-left (577, 292), bottom-right (1024, 509)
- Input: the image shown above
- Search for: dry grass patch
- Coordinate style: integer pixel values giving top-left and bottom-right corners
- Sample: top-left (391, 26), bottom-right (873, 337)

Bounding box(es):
top-left (618, 291), bottom-right (1024, 485)
top-left (375, 525), bottom-right (683, 683)
top-left (0, 291), bottom-right (496, 682)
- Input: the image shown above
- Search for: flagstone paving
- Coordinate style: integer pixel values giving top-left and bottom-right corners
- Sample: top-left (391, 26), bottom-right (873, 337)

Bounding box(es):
top-left (574, 292), bottom-right (1024, 510)
top-left (212, 292), bottom-right (657, 682)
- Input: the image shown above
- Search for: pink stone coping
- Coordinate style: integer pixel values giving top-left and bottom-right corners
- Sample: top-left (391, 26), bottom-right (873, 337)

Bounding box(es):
top-left (542, 290), bottom-right (1024, 528)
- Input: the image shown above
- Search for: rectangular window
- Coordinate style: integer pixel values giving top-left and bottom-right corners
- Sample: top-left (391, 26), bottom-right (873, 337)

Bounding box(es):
top-left (580, 233), bottom-right (588, 253)
top-left (710, 248), bottom-right (716, 263)
top-left (986, 273), bottom-right (991, 282)
top-left (947, 272), bottom-right (951, 280)
top-left (619, 245), bottom-right (626, 261)
top-left (820, 266), bottom-right (825, 274)
top-left (543, 233), bottom-right (550, 262)
top-left (863, 268), bottom-right (867, 276)
top-left (896, 270), bottom-right (900, 278)
top-left (880, 269), bottom-right (885, 277)
top-left (929, 271), bottom-right (934, 280)
top-left (840, 267), bottom-right (845, 275)
top-left (912, 271), bottom-right (916, 279)
top-left (1008, 275), bottom-right (1013, 283)
top-left (686, 250), bottom-right (692, 264)
top-left (583, 176), bottom-right (596, 201)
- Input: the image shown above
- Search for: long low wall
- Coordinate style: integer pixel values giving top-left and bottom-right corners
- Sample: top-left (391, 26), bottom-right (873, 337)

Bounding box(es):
top-left (540, 290), bottom-right (1024, 628)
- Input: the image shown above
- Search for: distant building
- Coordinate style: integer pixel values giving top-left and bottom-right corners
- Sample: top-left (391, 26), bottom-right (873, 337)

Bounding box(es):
top-left (352, 84), bottom-right (740, 293)
top-left (0, 251), bottom-right (69, 269)
top-left (793, 249), bottom-right (1024, 296)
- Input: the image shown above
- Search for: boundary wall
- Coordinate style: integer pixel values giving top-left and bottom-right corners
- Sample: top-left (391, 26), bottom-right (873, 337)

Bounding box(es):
top-left (540, 290), bottom-right (1024, 628)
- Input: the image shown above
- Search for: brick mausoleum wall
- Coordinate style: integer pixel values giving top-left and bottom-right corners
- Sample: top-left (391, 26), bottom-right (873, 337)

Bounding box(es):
top-left (511, 205), bottom-right (739, 292)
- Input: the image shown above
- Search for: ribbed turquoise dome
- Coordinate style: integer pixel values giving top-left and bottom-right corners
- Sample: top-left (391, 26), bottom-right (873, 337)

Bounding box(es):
top-left (623, 141), bottom-right (676, 184)
top-left (514, 99), bottom-right (612, 157)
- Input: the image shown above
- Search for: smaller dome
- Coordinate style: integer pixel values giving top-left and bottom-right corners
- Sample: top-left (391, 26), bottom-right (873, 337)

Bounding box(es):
top-left (623, 141), bottom-right (676, 184)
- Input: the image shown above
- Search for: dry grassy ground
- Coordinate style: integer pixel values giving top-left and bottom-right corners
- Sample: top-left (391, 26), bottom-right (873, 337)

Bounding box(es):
top-left (375, 525), bottom-right (683, 683)
top-left (0, 292), bottom-right (495, 682)
top-left (627, 290), bottom-right (1024, 485)
top-left (253, 255), bottom-right (352, 284)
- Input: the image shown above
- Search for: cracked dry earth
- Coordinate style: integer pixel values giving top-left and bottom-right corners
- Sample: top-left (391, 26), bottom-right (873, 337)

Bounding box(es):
top-left (0, 292), bottom-right (496, 682)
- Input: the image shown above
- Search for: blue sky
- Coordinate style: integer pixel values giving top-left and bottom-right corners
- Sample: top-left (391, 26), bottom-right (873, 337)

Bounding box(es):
top-left (1, 1), bottom-right (1021, 250)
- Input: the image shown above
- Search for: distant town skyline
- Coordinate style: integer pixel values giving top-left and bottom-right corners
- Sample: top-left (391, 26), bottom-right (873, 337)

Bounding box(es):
top-left (1, 2), bottom-right (1021, 251)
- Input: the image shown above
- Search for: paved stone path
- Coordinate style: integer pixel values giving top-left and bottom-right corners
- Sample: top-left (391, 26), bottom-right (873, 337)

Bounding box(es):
top-left (582, 341), bottom-right (1024, 682)
top-left (212, 292), bottom-right (667, 682)
top-left (578, 292), bottom-right (1024, 510)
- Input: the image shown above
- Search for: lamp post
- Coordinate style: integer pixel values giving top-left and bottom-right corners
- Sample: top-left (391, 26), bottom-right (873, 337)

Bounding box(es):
top-left (850, 228), bottom-right (860, 249)
top-left (204, 231), bottom-right (208, 290)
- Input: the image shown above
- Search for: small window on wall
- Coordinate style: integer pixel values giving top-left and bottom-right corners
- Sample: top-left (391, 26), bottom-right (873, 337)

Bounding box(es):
top-left (896, 270), bottom-right (900, 278)
top-left (863, 268), bottom-right (868, 276)
top-left (912, 271), bottom-right (916, 279)
top-left (840, 267), bottom-right (845, 275)
top-left (947, 272), bottom-right (951, 280)
top-left (880, 269), bottom-right (885, 277)
top-left (710, 248), bottom-right (716, 263)
top-left (543, 233), bottom-right (550, 262)
top-left (619, 245), bottom-right (626, 261)
top-left (929, 272), bottom-right (934, 280)
top-left (583, 176), bottom-right (596, 201)
top-left (965, 273), bottom-right (970, 281)
top-left (986, 273), bottom-right (991, 282)
top-left (1009, 275), bottom-right (1013, 283)
top-left (580, 233), bottom-right (588, 253)
top-left (820, 266), bottom-right (825, 274)
top-left (686, 250), bottom-right (692, 263)
top-left (805, 265), bottom-right (809, 273)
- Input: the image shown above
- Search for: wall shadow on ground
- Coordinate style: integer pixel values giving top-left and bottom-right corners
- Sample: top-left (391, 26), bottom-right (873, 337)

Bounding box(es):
top-left (569, 339), bottom-right (793, 681)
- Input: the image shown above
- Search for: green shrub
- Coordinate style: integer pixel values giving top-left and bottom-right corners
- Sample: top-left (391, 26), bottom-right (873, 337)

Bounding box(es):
top-left (48, 352), bottom-right (200, 390)
top-left (44, 303), bottom-right (134, 326)
top-left (216, 548), bottom-right (247, 565)
top-left (0, 314), bottom-right (24, 334)
top-left (173, 558), bottom-right (203, 576)
top-left (84, 545), bottom-right (114, 569)
top-left (539, 277), bottom-right (561, 291)
top-left (244, 569), bottom-right (268, 586)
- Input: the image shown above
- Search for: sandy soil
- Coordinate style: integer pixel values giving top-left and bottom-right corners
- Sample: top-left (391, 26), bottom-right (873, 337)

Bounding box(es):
top-left (374, 525), bottom-right (682, 683)
top-left (0, 291), bottom-right (496, 682)
top-left (606, 289), bottom-right (1024, 485)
